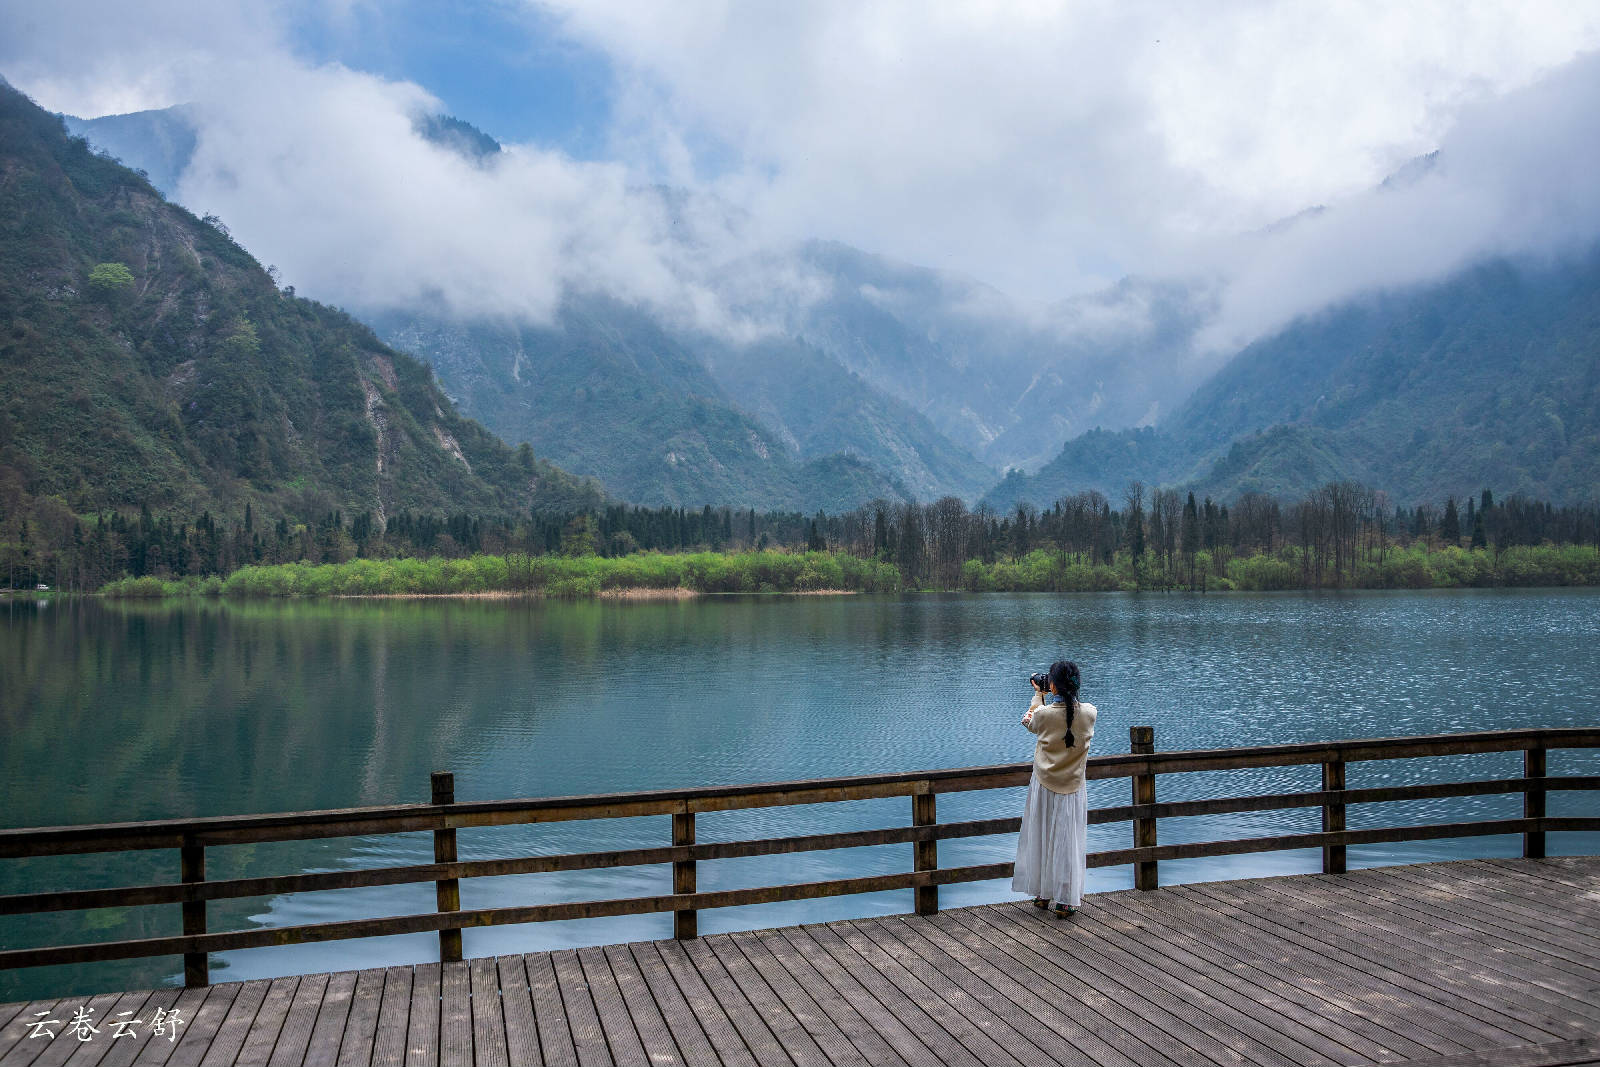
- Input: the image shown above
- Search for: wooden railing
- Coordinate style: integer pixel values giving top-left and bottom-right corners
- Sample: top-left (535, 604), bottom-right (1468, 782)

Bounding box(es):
top-left (2, 727), bottom-right (1597, 988)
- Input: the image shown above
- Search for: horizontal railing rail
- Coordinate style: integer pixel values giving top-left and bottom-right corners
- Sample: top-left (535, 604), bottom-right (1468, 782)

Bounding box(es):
top-left (1, 726), bottom-right (1596, 987)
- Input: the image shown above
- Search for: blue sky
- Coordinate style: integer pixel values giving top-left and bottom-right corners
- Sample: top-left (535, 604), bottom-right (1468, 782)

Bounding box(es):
top-left (284, 1), bottom-right (613, 157)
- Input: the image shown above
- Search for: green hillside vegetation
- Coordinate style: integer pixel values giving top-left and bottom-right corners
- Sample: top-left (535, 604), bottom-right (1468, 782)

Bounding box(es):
top-left (986, 251), bottom-right (1600, 510)
top-left (0, 82), bottom-right (601, 550)
top-left (700, 333), bottom-right (996, 500)
top-left (373, 297), bottom-right (915, 511)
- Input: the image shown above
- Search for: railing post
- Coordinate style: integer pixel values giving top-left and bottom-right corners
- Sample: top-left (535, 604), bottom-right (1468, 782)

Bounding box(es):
top-left (431, 771), bottom-right (462, 963)
top-left (1524, 745), bottom-right (1547, 859)
top-left (181, 834), bottom-right (207, 987)
top-left (1130, 726), bottom-right (1158, 891)
top-left (673, 809), bottom-right (697, 939)
top-left (1322, 759), bottom-right (1346, 874)
top-left (913, 789), bottom-right (938, 916)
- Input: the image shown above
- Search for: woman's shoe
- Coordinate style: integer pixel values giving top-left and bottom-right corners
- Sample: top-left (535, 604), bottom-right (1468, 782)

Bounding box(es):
top-left (1031, 897), bottom-right (1049, 909)
top-left (1051, 902), bottom-right (1079, 918)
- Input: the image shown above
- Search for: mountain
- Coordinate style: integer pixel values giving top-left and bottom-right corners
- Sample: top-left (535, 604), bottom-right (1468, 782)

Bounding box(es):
top-left (985, 248), bottom-right (1600, 508)
top-left (370, 297), bottom-right (914, 511)
top-left (785, 242), bottom-right (1215, 472)
top-left (0, 82), bottom-right (602, 523)
top-left (55, 102), bottom-right (1239, 509)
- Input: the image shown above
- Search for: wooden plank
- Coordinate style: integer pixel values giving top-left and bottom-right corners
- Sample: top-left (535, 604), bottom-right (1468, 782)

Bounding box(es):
top-left (1448, 860), bottom-right (1600, 933)
top-left (924, 908), bottom-right (1185, 1067)
top-left (100, 990), bottom-right (184, 1067)
top-left (25, 990), bottom-right (125, 1067)
top-left (573, 947), bottom-right (645, 1067)
top-left (737, 928), bottom-right (907, 1067)
top-left (1184, 879), bottom-right (1552, 1047)
top-left (771, 926), bottom-right (940, 1067)
top-left (367, 966), bottom-right (413, 1067)
top-left (840, 916), bottom-right (1062, 1066)
top-left (230, 978), bottom-right (298, 1067)
top-left (803, 922), bottom-right (1004, 1067)
top-left (1481, 856), bottom-right (1599, 891)
top-left (885, 913), bottom-right (1144, 1067)
top-left (970, 903), bottom-right (1285, 1067)
top-left (194, 979), bottom-right (268, 1067)
top-left (1178, 878), bottom-right (1521, 1049)
top-left (301, 970), bottom-right (358, 1067)
top-left (643, 940), bottom-right (755, 1067)
top-left (493, 956), bottom-right (541, 1067)
top-left (126, 985), bottom-right (210, 1067)
top-left (1097, 887), bottom-right (1426, 1063)
top-left (1392, 1038), bottom-right (1600, 1067)
top-left (436, 961), bottom-right (472, 1067)
top-left (60, 990), bottom-right (157, 1067)
top-left (863, 915), bottom-right (1116, 1067)
top-left (725, 931), bottom-right (876, 1067)
top-left (1269, 871), bottom-right (1600, 1023)
top-left (267, 972), bottom-right (329, 1067)
top-left (599, 944), bottom-right (681, 1067)
top-left (0, 999), bottom-right (64, 1065)
top-left (333, 966), bottom-right (385, 1067)
top-left (467, 957), bottom-right (508, 1067)
top-left (620, 940), bottom-right (729, 1067)
top-left (1112, 885), bottom-right (1463, 1058)
top-left (522, 952), bottom-right (577, 1067)
top-left (946, 904), bottom-right (1257, 1067)
top-left (548, 950), bottom-right (609, 1067)
top-left (1261, 870), bottom-right (1600, 1012)
top-left (1322, 866), bottom-right (1600, 990)
top-left (672, 939), bottom-right (792, 1067)
top-left (1023, 895), bottom-right (1352, 1066)
top-left (701, 935), bottom-right (833, 1067)
top-left (521, 953), bottom-right (572, 1062)
top-left (163, 983), bottom-right (239, 1067)
top-left (403, 962), bottom-right (439, 1067)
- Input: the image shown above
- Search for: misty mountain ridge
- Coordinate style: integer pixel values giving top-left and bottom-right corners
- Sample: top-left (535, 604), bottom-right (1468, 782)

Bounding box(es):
top-left (58, 101), bottom-right (1225, 509)
top-left (54, 97), bottom-right (1600, 513)
top-left (2, 82), bottom-right (602, 524)
top-left (985, 244), bottom-right (1600, 509)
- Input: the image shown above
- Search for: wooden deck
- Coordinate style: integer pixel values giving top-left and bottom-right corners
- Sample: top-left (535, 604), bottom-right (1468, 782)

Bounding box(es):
top-left (3, 857), bottom-right (1597, 1067)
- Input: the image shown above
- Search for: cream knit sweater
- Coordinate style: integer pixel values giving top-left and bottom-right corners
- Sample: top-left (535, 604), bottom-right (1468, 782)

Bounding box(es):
top-left (1023, 693), bottom-right (1098, 794)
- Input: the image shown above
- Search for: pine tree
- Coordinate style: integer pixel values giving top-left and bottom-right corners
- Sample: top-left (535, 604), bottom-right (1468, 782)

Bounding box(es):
top-left (1441, 498), bottom-right (1461, 544)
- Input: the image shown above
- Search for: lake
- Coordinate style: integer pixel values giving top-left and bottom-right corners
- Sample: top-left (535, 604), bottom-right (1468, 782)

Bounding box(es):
top-left (3, 588), bottom-right (1598, 1001)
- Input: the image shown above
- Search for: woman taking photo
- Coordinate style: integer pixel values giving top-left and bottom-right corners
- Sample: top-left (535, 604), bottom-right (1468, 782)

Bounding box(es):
top-left (1012, 659), bottom-right (1097, 917)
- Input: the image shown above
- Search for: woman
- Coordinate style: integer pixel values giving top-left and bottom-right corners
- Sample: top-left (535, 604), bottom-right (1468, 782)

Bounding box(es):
top-left (1012, 659), bottom-right (1097, 917)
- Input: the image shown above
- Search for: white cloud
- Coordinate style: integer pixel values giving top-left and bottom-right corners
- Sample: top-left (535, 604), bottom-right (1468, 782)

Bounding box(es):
top-left (3, 0), bottom-right (1599, 364)
top-left (542, 0), bottom-right (1600, 302)
top-left (1196, 50), bottom-right (1600, 351)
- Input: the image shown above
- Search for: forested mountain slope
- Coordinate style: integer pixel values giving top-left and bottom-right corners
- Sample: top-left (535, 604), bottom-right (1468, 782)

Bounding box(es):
top-left (986, 248), bottom-right (1600, 508)
top-left (0, 82), bottom-right (602, 526)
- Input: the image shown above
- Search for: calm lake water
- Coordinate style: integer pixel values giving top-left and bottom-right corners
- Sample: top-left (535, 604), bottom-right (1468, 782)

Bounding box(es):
top-left (3, 589), bottom-right (1598, 1001)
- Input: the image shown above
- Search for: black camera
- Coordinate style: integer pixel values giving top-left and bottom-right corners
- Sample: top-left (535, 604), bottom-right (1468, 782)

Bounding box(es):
top-left (1030, 671), bottom-right (1050, 691)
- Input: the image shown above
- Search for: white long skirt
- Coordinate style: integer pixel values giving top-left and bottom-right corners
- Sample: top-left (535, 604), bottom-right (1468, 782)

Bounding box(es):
top-left (1011, 774), bottom-right (1088, 907)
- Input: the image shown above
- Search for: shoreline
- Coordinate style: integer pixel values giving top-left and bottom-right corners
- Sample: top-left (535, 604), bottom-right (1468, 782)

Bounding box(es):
top-left (317, 587), bottom-right (862, 601)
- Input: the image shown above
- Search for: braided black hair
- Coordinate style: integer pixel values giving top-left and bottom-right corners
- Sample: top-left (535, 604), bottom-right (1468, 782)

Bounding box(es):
top-left (1048, 660), bottom-right (1081, 747)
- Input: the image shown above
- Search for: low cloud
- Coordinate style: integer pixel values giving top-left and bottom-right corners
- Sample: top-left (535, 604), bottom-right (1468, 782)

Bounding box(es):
top-left (4, 0), bottom-right (1599, 369)
top-left (1196, 51), bottom-right (1600, 352)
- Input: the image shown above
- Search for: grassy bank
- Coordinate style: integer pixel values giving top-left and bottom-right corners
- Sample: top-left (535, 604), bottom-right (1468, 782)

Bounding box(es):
top-left (98, 543), bottom-right (1600, 599)
top-left (100, 550), bottom-right (902, 598)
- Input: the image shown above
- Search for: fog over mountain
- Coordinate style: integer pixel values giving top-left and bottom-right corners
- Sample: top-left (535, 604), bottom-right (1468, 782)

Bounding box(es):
top-left (13, 3), bottom-right (1600, 508)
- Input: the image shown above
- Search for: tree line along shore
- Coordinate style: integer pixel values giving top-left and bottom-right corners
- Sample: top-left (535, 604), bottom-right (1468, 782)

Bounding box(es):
top-left (33, 481), bottom-right (1593, 598)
